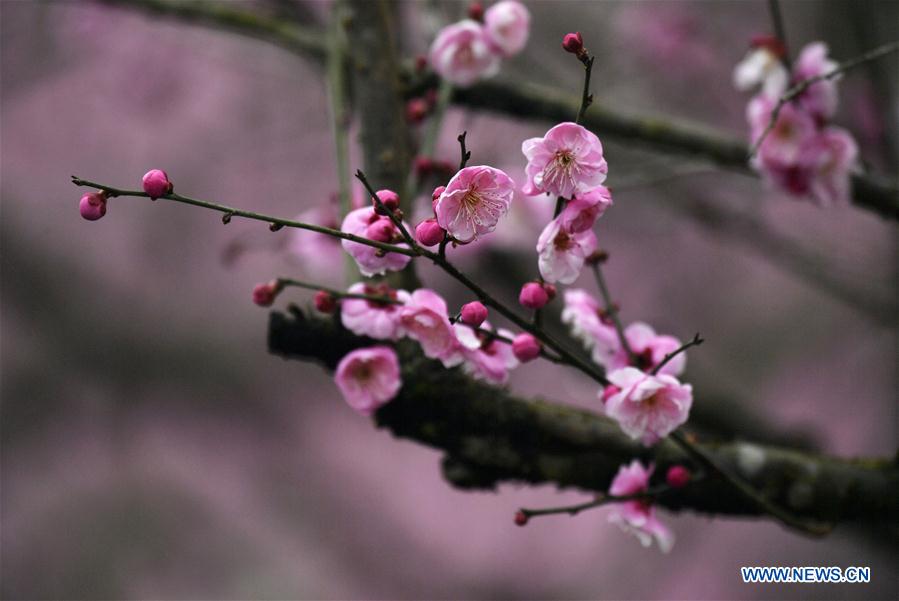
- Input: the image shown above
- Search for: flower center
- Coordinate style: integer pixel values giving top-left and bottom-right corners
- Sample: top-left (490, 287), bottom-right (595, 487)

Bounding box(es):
top-left (354, 361), bottom-right (373, 382)
top-left (553, 230), bottom-right (573, 251)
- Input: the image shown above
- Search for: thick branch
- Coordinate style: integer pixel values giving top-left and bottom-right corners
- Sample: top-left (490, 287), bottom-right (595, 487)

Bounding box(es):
top-left (101, 0), bottom-right (899, 218)
top-left (268, 310), bottom-right (899, 530)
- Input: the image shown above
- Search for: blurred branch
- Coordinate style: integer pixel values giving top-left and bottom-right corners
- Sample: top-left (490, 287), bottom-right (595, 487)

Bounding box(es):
top-left (268, 309), bottom-right (899, 531)
top-left (100, 0), bottom-right (899, 219)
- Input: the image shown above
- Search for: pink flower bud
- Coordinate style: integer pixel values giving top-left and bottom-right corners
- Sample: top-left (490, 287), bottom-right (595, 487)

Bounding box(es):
top-left (460, 301), bottom-right (488, 327)
top-left (142, 169), bottom-right (172, 199)
top-left (252, 280), bottom-right (280, 307)
top-left (431, 185), bottom-right (447, 211)
top-left (514, 510), bottom-right (528, 526)
top-left (512, 333), bottom-right (541, 362)
top-left (562, 32), bottom-right (584, 55)
top-left (519, 282), bottom-right (549, 309)
top-left (405, 98), bottom-right (429, 124)
top-left (543, 283), bottom-right (557, 301)
top-left (749, 34), bottom-right (786, 58)
top-left (601, 384), bottom-right (620, 404)
top-left (666, 465), bottom-right (691, 489)
top-left (79, 192), bottom-right (107, 221)
top-left (314, 290), bottom-right (337, 314)
top-left (365, 217), bottom-right (396, 243)
top-left (415, 218), bottom-right (446, 247)
top-left (372, 189), bottom-right (401, 214)
top-left (468, 1), bottom-right (484, 21)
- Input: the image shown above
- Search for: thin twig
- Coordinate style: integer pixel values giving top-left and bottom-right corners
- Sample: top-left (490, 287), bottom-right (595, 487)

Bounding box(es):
top-left (766, 0), bottom-right (791, 68)
top-left (651, 333), bottom-right (703, 376)
top-left (457, 131), bottom-right (471, 170)
top-left (749, 39), bottom-right (899, 158)
top-left (575, 55), bottom-right (595, 125)
top-left (590, 262), bottom-right (637, 365)
top-left (70, 176), bottom-right (417, 257)
top-left (277, 278), bottom-right (403, 305)
top-left (355, 170), bottom-right (418, 249)
top-left (520, 485), bottom-right (670, 520)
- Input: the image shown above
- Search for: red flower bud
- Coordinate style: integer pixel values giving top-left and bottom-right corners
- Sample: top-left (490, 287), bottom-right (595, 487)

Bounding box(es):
top-left (562, 32), bottom-right (584, 55)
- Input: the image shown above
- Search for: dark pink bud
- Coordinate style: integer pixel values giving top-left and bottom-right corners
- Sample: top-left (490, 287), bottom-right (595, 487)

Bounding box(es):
top-left (142, 169), bottom-right (172, 199)
top-left (79, 192), bottom-right (107, 221)
top-left (405, 98), bottom-right (429, 124)
top-left (414, 156), bottom-right (433, 176)
top-left (666, 465), bottom-right (691, 489)
top-left (365, 217), bottom-right (396, 243)
top-left (468, 1), bottom-right (484, 21)
top-left (562, 32), bottom-right (584, 55)
top-left (372, 189), bottom-right (401, 214)
top-left (415, 218), bottom-right (445, 247)
top-left (314, 290), bottom-right (337, 314)
top-left (431, 185), bottom-right (447, 212)
top-left (252, 280), bottom-right (280, 307)
top-left (414, 55), bottom-right (428, 72)
top-left (512, 333), bottom-right (541, 362)
top-left (519, 282), bottom-right (549, 309)
top-left (514, 510), bottom-right (528, 527)
top-left (749, 34), bottom-right (786, 58)
top-left (460, 301), bottom-right (488, 327)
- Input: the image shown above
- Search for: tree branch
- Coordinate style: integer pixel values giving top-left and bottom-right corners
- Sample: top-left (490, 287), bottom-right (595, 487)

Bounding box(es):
top-left (268, 309), bottom-right (899, 530)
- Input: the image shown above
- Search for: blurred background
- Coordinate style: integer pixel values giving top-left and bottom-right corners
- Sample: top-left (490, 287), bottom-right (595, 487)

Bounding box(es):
top-left (2, 1), bottom-right (896, 599)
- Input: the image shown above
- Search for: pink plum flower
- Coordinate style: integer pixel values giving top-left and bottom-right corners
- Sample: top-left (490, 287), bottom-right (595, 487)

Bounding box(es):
top-left (610, 322), bottom-right (685, 377)
top-left (399, 289), bottom-right (461, 366)
top-left (434, 165), bottom-right (515, 243)
top-left (748, 95), bottom-right (818, 166)
top-left (604, 367), bottom-right (693, 446)
top-left (792, 42), bottom-right (839, 122)
top-left (521, 122), bottom-right (608, 198)
top-left (558, 185), bottom-right (613, 233)
top-left (453, 322), bottom-right (519, 384)
top-left (79, 192), bottom-right (107, 221)
top-left (561, 289), bottom-right (620, 365)
top-left (334, 346), bottom-right (402, 416)
top-left (429, 20), bottom-right (501, 87)
top-left (483, 0), bottom-right (530, 58)
top-left (340, 283), bottom-right (410, 340)
top-left (141, 169), bottom-right (172, 199)
top-left (607, 460), bottom-right (674, 553)
top-left (340, 207), bottom-right (412, 277)
top-left (805, 126), bottom-right (858, 206)
top-left (536, 215), bottom-right (597, 284)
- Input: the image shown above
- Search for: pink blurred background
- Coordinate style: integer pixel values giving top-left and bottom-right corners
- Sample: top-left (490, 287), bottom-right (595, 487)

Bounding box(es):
top-left (2, 1), bottom-right (896, 599)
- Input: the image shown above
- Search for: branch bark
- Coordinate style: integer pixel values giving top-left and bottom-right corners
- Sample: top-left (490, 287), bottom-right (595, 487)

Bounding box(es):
top-left (268, 309), bottom-right (899, 531)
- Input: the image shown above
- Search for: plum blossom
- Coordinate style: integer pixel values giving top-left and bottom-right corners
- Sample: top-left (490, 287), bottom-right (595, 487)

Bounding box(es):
top-left (732, 38), bottom-right (788, 99)
top-left (604, 367), bottom-right (693, 446)
top-left (792, 42), bottom-right (839, 122)
top-left (536, 215), bottom-right (597, 284)
top-left (334, 346), bottom-right (402, 416)
top-left (561, 289), bottom-right (619, 365)
top-left (399, 289), bottom-right (461, 366)
top-left (611, 322), bottom-right (685, 377)
top-left (805, 126), bottom-right (858, 206)
top-left (558, 185), bottom-right (613, 233)
top-left (607, 460), bottom-right (674, 553)
top-left (748, 95), bottom-right (818, 166)
top-left (522, 122), bottom-right (608, 198)
top-left (340, 207), bottom-right (412, 277)
top-left (429, 20), bottom-right (501, 87)
top-left (434, 165), bottom-right (515, 243)
top-left (340, 283), bottom-right (410, 340)
top-left (142, 168), bottom-right (172, 199)
top-left (453, 322), bottom-right (519, 384)
top-left (483, 1), bottom-right (530, 58)
top-left (79, 192), bottom-right (107, 221)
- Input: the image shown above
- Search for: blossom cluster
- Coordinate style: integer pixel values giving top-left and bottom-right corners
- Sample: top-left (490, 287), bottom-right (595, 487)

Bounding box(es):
top-left (734, 38), bottom-right (858, 205)
top-left (428, 1), bottom-right (530, 87)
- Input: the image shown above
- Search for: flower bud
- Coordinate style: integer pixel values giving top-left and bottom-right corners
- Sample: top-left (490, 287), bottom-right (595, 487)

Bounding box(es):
top-left (415, 218), bottom-right (446, 247)
top-left (518, 282), bottom-right (549, 309)
top-left (252, 280), bottom-right (280, 307)
top-left (142, 169), bottom-right (172, 199)
top-left (405, 98), bottom-right (429, 124)
top-left (514, 510), bottom-right (529, 526)
top-left (372, 189), bottom-right (401, 215)
top-left (512, 333), bottom-right (541, 362)
top-left (561, 32), bottom-right (584, 55)
top-left (542, 283), bottom-right (557, 301)
top-left (79, 192), bottom-right (107, 221)
top-left (365, 217), bottom-right (396, 243)
top-left (314, 290), bottom-right (337, 314)
top-left (431, 185), bottom-right (447, 212)
top-left (468, 1), bottom-right (484, 21)
top-left (601, 384), bottom-right (620, 404)
top-left (665, 465), bottom-right (691, 489)
top-left (460, 301), bottom-right (488, 327)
